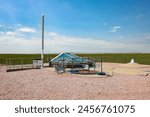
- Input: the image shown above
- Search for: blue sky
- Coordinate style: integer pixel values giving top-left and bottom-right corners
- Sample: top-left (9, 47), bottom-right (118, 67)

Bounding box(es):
top-left (0, 0), bottom-right (150, 53)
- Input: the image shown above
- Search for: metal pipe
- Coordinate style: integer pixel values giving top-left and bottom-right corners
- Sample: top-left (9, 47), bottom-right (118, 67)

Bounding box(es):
top-left (41, 14), bottom-right (44, 68)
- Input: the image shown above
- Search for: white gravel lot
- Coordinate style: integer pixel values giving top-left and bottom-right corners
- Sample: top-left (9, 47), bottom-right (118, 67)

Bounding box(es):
top-left (0, 63), bottom-right (150, 100)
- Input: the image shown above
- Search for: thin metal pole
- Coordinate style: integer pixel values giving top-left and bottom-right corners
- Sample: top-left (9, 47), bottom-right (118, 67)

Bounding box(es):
top-left (41, 14), bottom-right (44, 68)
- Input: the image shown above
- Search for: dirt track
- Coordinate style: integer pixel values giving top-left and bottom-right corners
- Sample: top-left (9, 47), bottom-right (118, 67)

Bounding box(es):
top-left (0, 63), bottom-right (150, 100)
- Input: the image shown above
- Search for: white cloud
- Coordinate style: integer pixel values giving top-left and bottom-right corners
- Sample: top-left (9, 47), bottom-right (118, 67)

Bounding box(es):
top-left (110, 26), bottom-right (121, 32)
top-left (103, 23), bottom-right (107, 26)
top-left (6, 31), bottom-right (17, 36)
top-left (0, 31), bottom-right (5, 35)
top-left (0, 32), bottom-right (40, 53)
top-left (48, 32), bottom-right (58, 36)
top-left (0, 24), bottom-right (18, 31)
top-left (119, 35), bottom-right (124, 38)
top-left (0, 24), bottom-right (150, 53)
top-left (0, 24), bottom-right (9, 30)
top-left (0, 25), bottom-right (39, 53)
top-left (0, 24), bottom-right (4, 28)
top-left (44, 32), bottom-right (150, 53)
top-left (143, 33), bottom-right (150, 40)
top-left (17, 27), bottom-right (36, 33)
top-left (136, 14), bottom-right (143, 19)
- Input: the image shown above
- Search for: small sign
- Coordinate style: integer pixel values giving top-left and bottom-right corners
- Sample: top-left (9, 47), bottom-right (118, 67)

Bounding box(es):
top-left (33, 59), bottom-right (42, 68)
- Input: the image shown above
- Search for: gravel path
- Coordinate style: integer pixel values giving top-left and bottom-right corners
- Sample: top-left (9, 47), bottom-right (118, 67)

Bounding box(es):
top-left (0, 63), bottom-right (150, 100)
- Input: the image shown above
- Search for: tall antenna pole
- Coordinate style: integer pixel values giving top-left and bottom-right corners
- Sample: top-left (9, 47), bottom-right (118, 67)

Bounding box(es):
top-left (41, 14), bottom-right (44, 68)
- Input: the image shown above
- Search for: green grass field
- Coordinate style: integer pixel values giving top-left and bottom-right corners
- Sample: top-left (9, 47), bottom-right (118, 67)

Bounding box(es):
top-left (0, 53), bottom-right (150, 65)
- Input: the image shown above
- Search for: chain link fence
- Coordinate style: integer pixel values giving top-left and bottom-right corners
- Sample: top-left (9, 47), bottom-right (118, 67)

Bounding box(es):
top-left (0, 56), bottom-right (150, 72)
top-left (0, 58), bottom-right (48, 72)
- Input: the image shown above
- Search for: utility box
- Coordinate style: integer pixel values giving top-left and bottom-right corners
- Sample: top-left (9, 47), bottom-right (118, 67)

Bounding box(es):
top-left (33, 59), bottom-right (42, 68)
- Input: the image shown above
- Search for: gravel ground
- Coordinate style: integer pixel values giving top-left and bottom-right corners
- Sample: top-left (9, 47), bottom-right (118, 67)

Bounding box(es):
top-left (0, 63), bottom-right (150, 100)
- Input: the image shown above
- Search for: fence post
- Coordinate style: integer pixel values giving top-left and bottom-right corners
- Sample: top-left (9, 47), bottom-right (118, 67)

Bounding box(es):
top-left (21, 59), bottom-right (23, 69)
top-left (82, 57), bottom-right (84, 70)
top-left (71, 58), bottom-right (73, 74)
top-left (6, 58), bottom-right (7, 66)
top-left (101, 57), bottom-right (103, 72)
top-left (32, 59), bottom-right (34, 68)
top-left (94, 57), bottom-right (96, 71)
top-left (9, 59), bottom-right (11, 69)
